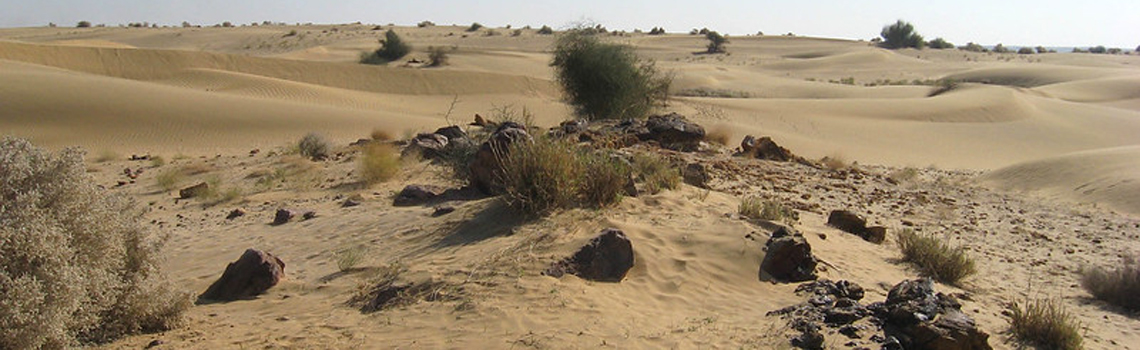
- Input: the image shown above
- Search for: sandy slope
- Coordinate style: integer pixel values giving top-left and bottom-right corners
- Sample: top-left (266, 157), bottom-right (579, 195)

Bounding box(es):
top-left (1, 24), bottom-right (1139, 349)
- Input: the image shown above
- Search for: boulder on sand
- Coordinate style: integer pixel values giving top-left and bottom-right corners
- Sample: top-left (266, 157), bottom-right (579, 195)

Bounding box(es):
top-left (200, 249), bottom-right (286, 301)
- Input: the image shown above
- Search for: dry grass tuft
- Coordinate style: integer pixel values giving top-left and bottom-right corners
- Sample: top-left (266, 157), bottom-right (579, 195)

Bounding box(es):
top-left (820, 154), bottom-right (848, 171)
top-left (895, 229), bottom-right (976, 285)
top-left (359, 143), bottom-right (400, 186)
top-left (298, 132), bottom-right (331, 161)
top-left (632, 153), bottom-right (680, 194)
top-left (739, 196), bottom-right (799, 225)
top-left (578, 151), bottom-right (632, 208)
top-left (1008, 298), bottom-right (1084, 350)
top-left (155, 168), bottom-right (185, 191)
top-left (370, 128), bottom-right (393, 141)
top-left (94, 149), bottom-right (120, 163)
top-left (1080, 255), bottom-right (1140, 311)
top-left (0, 137), bottom-right (190, 349)
top-left (498, 137), bottom-right (581, 215)
top-left (335, 246), bottom-right (368, 272)
top-left (705, 126), bottom-right (731, 146)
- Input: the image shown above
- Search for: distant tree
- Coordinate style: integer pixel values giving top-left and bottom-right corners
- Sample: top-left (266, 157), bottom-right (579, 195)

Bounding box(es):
top-left (1017, 47), bottom-right (1034, 54)
top-left (417, 21), bottom-right (435, 28)
top-left (76, 21), bottom-right (91, 28)
top-left (705, 31), bottom-right (729, 53)
top-left (181, 21), bottom-right (192, 28)
top-left (1089, 45), bottom-right (1107, 54)
top-left (993, 44), bottom-right (1010, 53)
top-left (551, 28), bottom-right (671, 120)
top-left (465, 22), bottom-right (483, 32)
top-left (537, 25), bottom-right (554, 35)
top-left (1107, 47), bottom-right (1122, 55)
top-left (880, 20), bottom-right (924, 49)
top-left (1072, 47), bottom-right (1086, 53)
top-left (1036, 46), bottom-right (1048, 54)
top-left (221, 21), bottom-right (233, 28)
top-left (360, 29), bottom-right (411, 65)
top-left (927, 37), bottom-right (954, 49)
top-left (689, 28), bottom-right (699, 35)
top-left (698, 27), bottom-right (710, 35)
top-left (959, 42), bottom-right (987, 52)
top-left (648, 27), bottom-right (666, 35)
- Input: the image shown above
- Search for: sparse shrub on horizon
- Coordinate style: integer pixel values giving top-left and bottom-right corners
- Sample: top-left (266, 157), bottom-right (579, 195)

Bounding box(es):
top-left (928, 37), bottom-right (954, 49)
top-left (417, 20), bottom-right (435, 28)
top-left (359, 143), bottom-right (400, 186)
top-left (298, 132), bottom-right (331, 161)
top-left (0, 137), bottom-right (190, 349)
top-left (1088, 45), bottom-right (1107, 54)
top-left (77, 20), bottom-right (91, 28)
top-left (993, 43), bottom-right (1011, 53)
top-left (1008, 298), bottom-right (1084, 350)
top-left (466, 22), bottom-right (483, 32)
top-left (1017, 47), bottom-right (1035, 54)
top-left (360, 29), bottom-right (411, 65)
top-left (895, 228), bottom-right (976, 285)
top-left (427, 46), bottom-right (451, 67)
top-left (880, 20), bottom-right (925, 49)
top-left (1080, 255), bottom-right (1140, 311)
top-left (705, 31), bottom-right (729, 53)
top-left (551, 28), bottom-right (672, 120)
top-left (648, 27), bottom-right (666, 35)
top-left (960, 42), bottom-right (988, 52)
top-left (537, 25), bottom-right (554, 35)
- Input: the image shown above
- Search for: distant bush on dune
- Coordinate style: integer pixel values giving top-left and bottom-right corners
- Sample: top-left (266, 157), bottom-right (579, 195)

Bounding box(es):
top-left (993, 43), bottom-right (1010, 53)
top-left (360, 29), bottom-right (411, 65)
top-left (537, 25), bottom-right (554, 35)
top-left (76, 20), bottom-right (91, 28)
top-left (0, 137), bottom-right (190, 349)
top-left (417, 20), bottom-right (435, 28)
top-left (427, 46), bottom-right (451, 67)
top-left (551, 28), bottom-right (671, 120)
top-left (927, 37), bottom-right (954, 49)
top-left (648, 27), bottom-right (666, 35)
top-left (959, 42), bottom-right (988, 52)
top-left (465, 22), bottom-right (483, 32)
top-left (880, 20), bottom-right (924, 49)
top-left (705, 31), bottom-right (728, 53)
top-left (1017, 47), bottom-right (1035, 54)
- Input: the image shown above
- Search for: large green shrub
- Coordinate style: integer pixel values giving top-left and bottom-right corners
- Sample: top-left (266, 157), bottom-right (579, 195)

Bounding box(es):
top-left (0, 137), bottom-right (190, 349)
top-left (551, 29), bottom-right (671, 120)
top-left (928, 37), bottom-right (954, 49)
top-left (360, 29), bottom-right (411, 65)
top-left (880, 20), bottom-right (925, 49)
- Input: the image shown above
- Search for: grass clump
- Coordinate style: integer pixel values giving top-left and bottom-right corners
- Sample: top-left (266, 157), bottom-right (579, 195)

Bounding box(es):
top-left (155, 167), bottom-right (186, 191)
top-left (298, 132), bottom-right (331, 161)
top-left (632, 153), bottom-right (680, 194)
top-left (895, 229), bottom-right (976, 284)
top-left (149, 155), bottom-right (166, 167)
top-left (1008, 298), bottom-right (1083, 350)
top-left (1080, 255), bottom-right (1140, 311)
top-left (498, 137), bottom-right (582, 215)
top-left (578, 151), bottom-right (632, 208)
top-left (551, 28), bottom-right (671, 120)
top-left (360, 29), bottom-right (410, 65)
top-left (739, 196), bottom-right (799, 224)
top-left (335, 245), bottom-right (368, 272)
top-left (0, 137), bottom-right (190, 349)
top-left (359, 143), bottom-right (400, 186)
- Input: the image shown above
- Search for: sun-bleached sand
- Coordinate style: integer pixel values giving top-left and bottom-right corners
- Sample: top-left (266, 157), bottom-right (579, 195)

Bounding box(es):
top-left (2, 24), bottom-right (1138, 349)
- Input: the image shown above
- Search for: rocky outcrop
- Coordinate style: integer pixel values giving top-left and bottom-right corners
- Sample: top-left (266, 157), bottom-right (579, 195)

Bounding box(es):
top-left (200, 249), bottom-right (286, 301)
top-left (272, 208), bottom-right (296, 225)
top-left (740, 135), bottom-right (795, 161)
top-left (545, 228), bottom-right (635, 282)
top-left (760, 226), bottom-right (819, 282)
top-left (470, 122), bottom-right (531, 194)
top-left (641, 113), bottom-right (706, 151)
top-left (404, 133), bottom-right (449, 159)
top-left (827, 210), bottom-right (887, 244)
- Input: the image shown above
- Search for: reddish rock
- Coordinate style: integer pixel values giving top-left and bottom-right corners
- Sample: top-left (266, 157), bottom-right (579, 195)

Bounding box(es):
top-left (545, 228), bottom-right (635, 282)
top-left (179, 182), bottom-right (209, 199)
top-left (761, 227), bottom-right (819, 282)
top-left (200, 249), bottom-right (286, 301)
top-left (272, 209), bottom-right (296, 225)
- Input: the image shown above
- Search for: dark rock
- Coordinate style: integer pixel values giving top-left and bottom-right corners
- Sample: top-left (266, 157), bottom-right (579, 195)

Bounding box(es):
top-left (301, 211), bottom-right (317, 220)
top-left (682, 162), bottom-right (710, 188)
top-left (433, 125), bottom-right (467, 141)
top-left (179, 182), bottom-right (210, 199)
top-left (881, 336), bottom-right (903, 350)
top-left (404, 133), bottom-right (449, 159)
top-left (908, 310), bottom-right (992, 350)
top-left (864, 226), bottom-right (887, 244)
top-left (342, 196), bottom-right (362, 207)
top-left (828, 210), bottom-right (867, 235)
top-left (641, 113), bottom-right (706, 150)
top-left (272, 209), bottom-right (296, 225)
top-left (875, 279), bottom-right (992, 350)
top-left (145, 339), bottom-right (165, 348)
top-left (470, 123), bottom-right (532, 194)
top-left (839, 325), bottom-right (862, 339)
top-left (791, 327), bottom-right (825, 350)
top-left (394, 185), bottom-right (439, 206)
top-left (200, 249), bottom-right (286, 301)
top-left (796, 279), bottom-right (866, 301)
top-left (226, 208), bottom-right (245, 220)
top-left (825, 308), bottom-right (865, 326)
top-left (545, 228), bottom-right (635, 282)
top-left (431, 205), bottom-right (456, 217)
top-left (761, 230), bottom-right (819, 282)
top-left (741, 135), bottom-right (794, 161)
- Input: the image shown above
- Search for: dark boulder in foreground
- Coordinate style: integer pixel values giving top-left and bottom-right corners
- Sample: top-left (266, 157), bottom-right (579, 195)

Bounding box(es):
top-left (200, 249), bottom-right (286, 301)
top-left (545, 228), bottom-right (635, 282)
top-left (871, 278), bottom-right (992, 350)
top-left (641, 113), bottom-right (706, 151)
top-left (761, 226), bottom-right (819, 282)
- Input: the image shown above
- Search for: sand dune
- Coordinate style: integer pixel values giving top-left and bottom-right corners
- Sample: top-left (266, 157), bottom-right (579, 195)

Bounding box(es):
top-left (944, 65), bottom-right (1131, 87)
top-left (982, 146), bottom-right (1140, 215)
top-left (1034, 75), bottom-right (1140, 106)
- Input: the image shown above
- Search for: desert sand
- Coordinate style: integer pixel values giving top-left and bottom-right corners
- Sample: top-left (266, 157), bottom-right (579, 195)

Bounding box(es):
top-left (2, 23), bottom-right (1138, 349)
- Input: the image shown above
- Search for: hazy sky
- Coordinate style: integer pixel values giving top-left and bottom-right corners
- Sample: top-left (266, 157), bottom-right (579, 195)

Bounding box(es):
top-left (2, 0), bottom-right (1136, 48)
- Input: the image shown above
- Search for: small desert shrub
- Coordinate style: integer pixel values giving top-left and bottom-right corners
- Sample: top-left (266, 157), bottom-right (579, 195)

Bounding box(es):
top-left (880, 20), bottom-right (924, 49)
top-left (632, 153), bottom-right (680, 194)
top-left (298, 132), bottom-right (331, 161)
top-left (578, 151), bottom-right (632, 208)
top-left (820, 155), bottom-right (848, 171)
top-left (427, 46), bottom-right (450, 67)
top-left (705, 31), bottom-right (728, 53)
top-left (498, 137), bottom-right (581, 215)
top-left (370, 128), bottom-right (393, 141)
top-left (1008, 298), bottom-right (1083, 350)
top-left (739, 196), bottom-right (799, 224)
top-left (94, 150), bottom-right (119, 163)
top-left (417, 20), bottom-right (435, 28)
top-left (1018, 47), bottom-right (1035, 54)
top-left (1080, 255), bottom-right (1140, 311)
top-left (895, 229), bottom-right (976, 284)
top-left (959, 42), bottom-right (988, 52)
top-left (77, 21), bottom-right (91, 28)
top-left (888, 167), bottom-right (920, 183)
top-left (284, 29), bottom-right (297, 37)
top-left (551, 28), bottom-right (672, 120)
top-left (705, 127), bottom-right (731, 146)
top-left (335, 246), bottom-right (368, 272)
top-left (149, 155), bottom-right (165, 167)
top-left (359, 143), bottom-right (400, 186)
top-left (0, 137), bottom-right (190, 349)
top-left (155, 168), bottom-right (185, 191)
top-left (927, 37), bottom-right (954, 49)
top-left (536, 25), bottom-right (554, 35)
top-left (993, 43), bottom-right (1011, 53)
top-left (466, 22), bottom-right (483, 32)
top-left (674, 87), bottom-right (751, 98)
top-left (361, 29), bottom-right (410, 64)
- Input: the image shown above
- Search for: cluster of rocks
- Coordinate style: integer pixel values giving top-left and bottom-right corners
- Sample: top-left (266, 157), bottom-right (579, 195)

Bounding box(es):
top-left (739, 135), bottom-right (797, 162)
top-left (548, 112), bottom-right (707, 151)
top-left (760, 225), bottom-right (820, 282)
top-left (544, 228), bottom-right (635, 282)
top-left (403, 125), bottom-right (474, 160)
top-left (199, 249), bottom-right (286, 302)
top-left (271, 208), bottom-right (316, 225)
top-left (768, 278), bottom-right (991, 350)
top-left (828, 210), bottom-right (887, 244)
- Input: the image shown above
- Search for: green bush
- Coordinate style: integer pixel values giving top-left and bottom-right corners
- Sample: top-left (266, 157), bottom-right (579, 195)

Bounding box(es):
top-left (928, 37), bottom-right (954, 49)
top-left (959, 42), bottom-right (988, 52)
top-left (76, 21), bottom-right (91, 28)
top-left (880, 20), bottom-right (924, 49)
top-left (298, 132), bottom-right (331, 161)
top-left (498, 137), bottom-right (581, 215)
top-left (705, 31), bottom-right (728, 53)
top-left (578, 151), bottom-right (632, 208)
top-left (0, 137), bottom-right (190, 349)
top-left (551, 29), bottom-right (671, 120)
top-left (1081, 255), bottom-right (1140, 311)
top-left (895, 229), bottom-right (976, 285)
top-left (466, 22), bottom-right (483, 32)
top-left (537, 25), bottom-right (554, 35)
top-left (1008, 298), bottom-right (1083, 350)
top-left (360, 29), bottom-right (411, 65)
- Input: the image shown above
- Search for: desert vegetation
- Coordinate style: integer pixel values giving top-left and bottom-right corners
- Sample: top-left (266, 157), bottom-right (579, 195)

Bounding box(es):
top-left (297, 132), bottom-right (331, 160)
top-left (880, 20), bottom-right (924, 49)
top-left (358, 143), bottom-right (400, 186)
top-left (360, 29), bottom-right (410, 65)
top-left (895, 228), bottom-right (976, 284)
top-left (0, 137), bottom-right (190, 349)
top-left (738, 196), bottom-right (798, 224)
top-left (551, 28), bottom-right (671, 120)
top-left (1007, 298), bottom-right (1084, 350)
top-left (927, 37), bottom-right (954, 49)
top-left (427, 46), bottom-right (451, 67)
top-left (1080, 254), bottom-right (1140, 311)
top-left (705, 31), bottom-right (728, 53)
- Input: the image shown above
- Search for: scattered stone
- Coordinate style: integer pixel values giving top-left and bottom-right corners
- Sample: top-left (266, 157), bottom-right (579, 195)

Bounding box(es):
top-left (179, 182), bottom-right (210, 199)
top-left (431, 205), bottom-right (456, 217)
top-left (302, 211), bottom-right (317, 220)
top-left (641, 113), bottom-right (706, 150)
top-left (226, 208), bottom-right (245, 220)
top-left (740, 135), bottom-right (795, 161)
top-left (545, 228), bottom-right (635, 282)
top-left (682, 162), bottom-right (710, 188)
top-left (760, 226), bottom-right (819, 282)
top-left (272, 209), bottom-right (297, 225)
top-left (404, 133), bottom-right (449, 159)
top-left (863, 226), bottom-right (887, 244)
top-left (827, 210), bottom-right (886, 244)
top-left (200, 249), bottom-right (286, 301)
top-left (145, 339), bottom-right (165, 348)
top-left (868, 278), bottom-right (992, 350)
top-left (130, 154), bottom-right (150, 161)
top-left (342, 195), bottom-right (362, 207)
top-left (470, 122), bottom-right (531, 194)
top-left (394, 185), bottom-right (439, 206)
